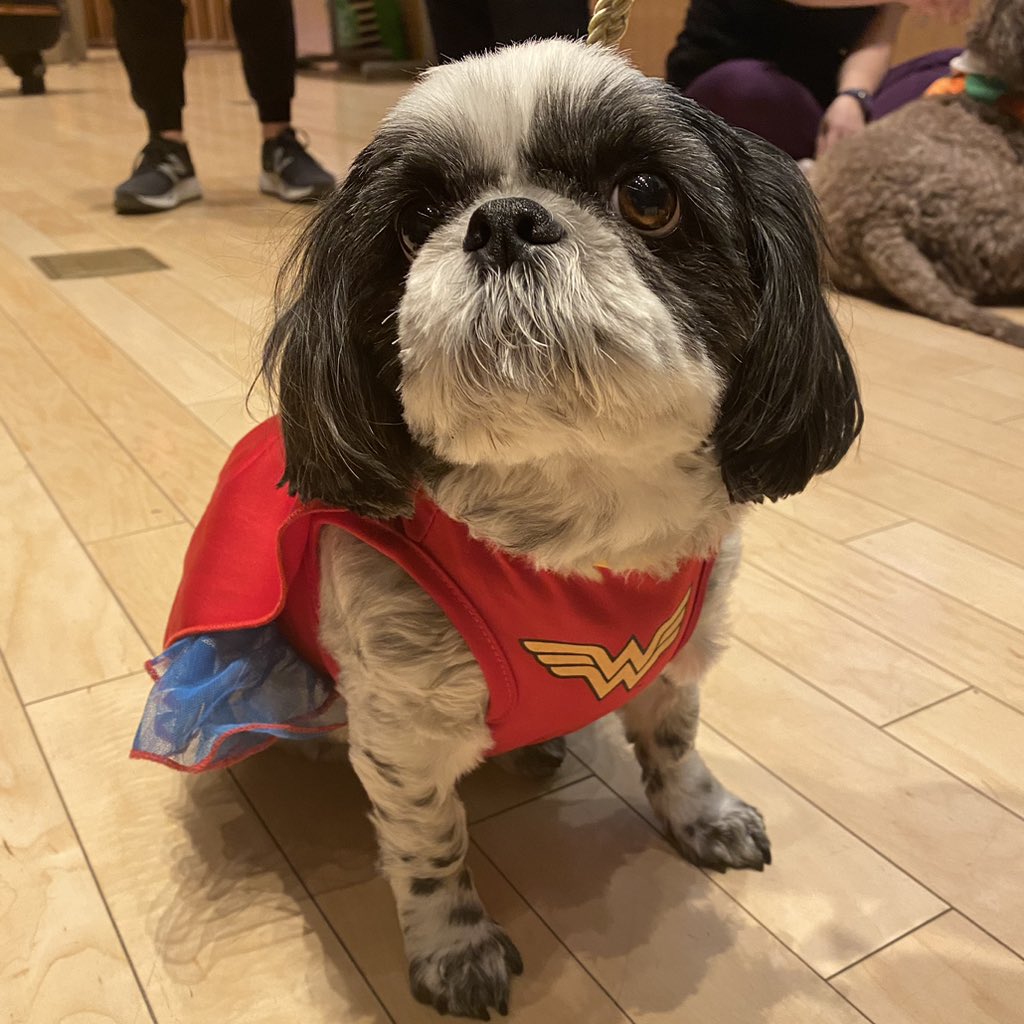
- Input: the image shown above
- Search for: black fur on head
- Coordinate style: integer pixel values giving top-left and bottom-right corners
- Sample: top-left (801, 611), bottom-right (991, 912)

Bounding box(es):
top-left (262, 135), bottom-right (427, 518)
top-left (707, 126), bottom-right (863, 503)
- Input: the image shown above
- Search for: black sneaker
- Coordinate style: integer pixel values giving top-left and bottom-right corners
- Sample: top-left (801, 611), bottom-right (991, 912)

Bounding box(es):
top-left (259, 128), bottom-right (335, 203)
top-left (19, 63), bottom-right (46, 96)
top-left (114, 136), bottom-right (202, 215)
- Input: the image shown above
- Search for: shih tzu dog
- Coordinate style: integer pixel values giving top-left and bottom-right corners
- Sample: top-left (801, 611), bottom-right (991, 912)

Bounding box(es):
top-left (133, 39), bottom-right (861, 1021)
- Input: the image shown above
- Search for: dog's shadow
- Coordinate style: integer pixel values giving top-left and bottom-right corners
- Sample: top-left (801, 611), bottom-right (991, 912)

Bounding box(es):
top-left (149, 739), bottom-right (791, 1018)
top-left (146, 765), bottom-right (368, 1009)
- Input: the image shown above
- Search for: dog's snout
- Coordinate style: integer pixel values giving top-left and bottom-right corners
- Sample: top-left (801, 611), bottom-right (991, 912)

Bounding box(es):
top-left (463, 197), bottom-right (565, 270)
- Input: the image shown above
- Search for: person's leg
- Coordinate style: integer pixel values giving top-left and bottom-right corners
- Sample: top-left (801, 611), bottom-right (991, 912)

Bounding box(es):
top-left (230, 0), bottom-right (334, 202)
top-left (229, 0), bottom-right (295, 139)
top-left (423, 0), bottom-right (495, 60)
top-left (684, 58), bottom-right (823, 161)
top-left (873, 47), bottom-right (961, 120)
top-left (4, 50), bottom-right (46, 94)
top-left (110, 0), bottom-right (187, 136)
top-left (487, 0), bottom-right (590, 47)
top-left (110, 0), bottom-right (201, 213)
top-left (424, 0), bottom-right (589, 62)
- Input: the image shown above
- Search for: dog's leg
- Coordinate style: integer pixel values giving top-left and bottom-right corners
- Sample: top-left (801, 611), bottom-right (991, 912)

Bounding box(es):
top-left (620, 677), bottom-right (770, 872)
top-left (319, 529), bottom-right (522, 1020)
top-left (346, 721), bottom-right (523, 1018)
top-left (862, 226), bottom-right (1024, 348)
top-left (619, 533), bottom-right (770, 872)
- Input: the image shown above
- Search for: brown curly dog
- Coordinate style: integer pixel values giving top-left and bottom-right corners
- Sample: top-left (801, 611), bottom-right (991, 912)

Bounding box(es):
top-left (813, 0), bottom-right (1024, 347)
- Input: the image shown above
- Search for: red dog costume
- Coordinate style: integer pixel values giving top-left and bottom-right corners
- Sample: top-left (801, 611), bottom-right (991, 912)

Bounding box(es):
top-left (132, 419), bottom-right (715, 771)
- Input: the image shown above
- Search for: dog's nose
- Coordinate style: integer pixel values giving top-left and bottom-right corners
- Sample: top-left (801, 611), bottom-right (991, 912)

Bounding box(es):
top-left (463, 197), bottom-right (565, 270)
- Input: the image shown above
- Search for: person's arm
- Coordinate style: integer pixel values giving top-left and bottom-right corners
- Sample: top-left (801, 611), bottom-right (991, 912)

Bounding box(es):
top-left (838, 3), bottom-right (904, 94)
top-left (815, 4), bottom-right (904, 157)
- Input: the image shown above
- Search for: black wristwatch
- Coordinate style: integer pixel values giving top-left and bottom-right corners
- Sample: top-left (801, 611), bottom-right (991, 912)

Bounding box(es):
top-left (838, 88), bottom-right (874, 122)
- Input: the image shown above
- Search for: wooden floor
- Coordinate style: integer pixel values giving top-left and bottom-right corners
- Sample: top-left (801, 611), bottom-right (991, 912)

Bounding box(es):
top-left (2, 51), bottom-right (1024, 1024)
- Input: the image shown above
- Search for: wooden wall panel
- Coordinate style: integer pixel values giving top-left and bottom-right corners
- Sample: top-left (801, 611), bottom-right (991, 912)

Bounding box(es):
top-left (83, 0), bottom-right (234, 46)
top-left (619, 0), bottom-right (973, 79)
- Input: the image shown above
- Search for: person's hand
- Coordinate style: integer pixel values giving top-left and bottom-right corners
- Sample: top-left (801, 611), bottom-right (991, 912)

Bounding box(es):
top-left (903, 0), bottom-right (971, 22)
top-left (816, 93), bottom-right (866, 158)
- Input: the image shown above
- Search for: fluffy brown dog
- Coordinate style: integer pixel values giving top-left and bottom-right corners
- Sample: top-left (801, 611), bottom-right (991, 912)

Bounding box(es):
top-left (814, 0), bottom-right (1024, 347)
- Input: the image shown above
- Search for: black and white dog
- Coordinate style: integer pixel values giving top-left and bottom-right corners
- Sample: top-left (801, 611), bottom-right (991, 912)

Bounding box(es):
top-left (264, 39), bottom-right (861, 1020)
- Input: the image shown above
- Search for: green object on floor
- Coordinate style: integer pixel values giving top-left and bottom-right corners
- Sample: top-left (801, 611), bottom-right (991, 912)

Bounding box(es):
top-left (333, 0), bottom-right (408, 59)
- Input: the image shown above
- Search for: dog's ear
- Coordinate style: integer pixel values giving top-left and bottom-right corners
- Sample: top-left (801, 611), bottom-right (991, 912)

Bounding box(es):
top-left (262, 144), bottom-right (422, 519)
top-left (712, 133), bottom-right (863, 504)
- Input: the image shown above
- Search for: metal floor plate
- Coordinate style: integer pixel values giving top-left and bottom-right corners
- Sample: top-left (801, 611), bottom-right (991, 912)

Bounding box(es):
top-left (32, 247), bottom-right (169, 280)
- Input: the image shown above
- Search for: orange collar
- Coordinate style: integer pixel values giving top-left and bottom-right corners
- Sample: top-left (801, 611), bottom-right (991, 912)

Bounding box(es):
top-left (926, 73), bottom-right (1024, 123)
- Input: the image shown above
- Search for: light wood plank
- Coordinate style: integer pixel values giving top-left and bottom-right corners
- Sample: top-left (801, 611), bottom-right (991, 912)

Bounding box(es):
top-left (0, 307), bottom-right (180, 543)
top-left (0, 425), bottom-right (149, 702)
top-left (88, 524), bottom-right (193, 653)
top-left (701, 641), bottom-right (1024, 956)
top-left (887, 691), bottom-right (1024, 819)
top-left (827, 452), bottom-right (1024, 568)
top-left (115, 271), bottom-right (260, 380)
top-left (731, 561), bottom-right (965, 725)
top-left (859, 416), bottom-right (1024, 514)
top-left (852, 522), bottom-right (1024, 633)
top-left (0, 242), bottom-right (229, 523)
top-left (53, 277), bottom-right (243, 406)
top-left (857, 348), bottom-right (1024, 422)
top-left (568, 717), bottom-right (946, 978)
top-left (0, 207), bottom-right (76, 259)
top-left (0, 188), bottom-right (99, 240)
top-left (958, 365), bottom-right (1024, 407)
top-left (744, 510), bottom-right (1024, 713)
top-left (473, 777), bottom-right (865, 1023)
top-left (833, 912), bottom-right (1024, 1024)
top-left (0, 659), bottom-right (150, 1024)
top-left (189, 389), bottom-right (273, 447)
top-left (845, 295), bottom-right (1024, 373)
top-left (770, 478), bottom-right (904, 542)
top-left (233, 743), bottom-right (591, 897)
top-left (842, 315), bottom-right (987, 378)
top-left (862, 383), bottom-right (1024, 470)
top-left (28, 676), bottom-right (389, 1024)
top-left (318, 849), bottom-right (630, 1024)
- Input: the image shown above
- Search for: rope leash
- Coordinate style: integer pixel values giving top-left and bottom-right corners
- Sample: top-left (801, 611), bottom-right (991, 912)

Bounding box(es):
top-left (586, 0), bottom-right (635, 47)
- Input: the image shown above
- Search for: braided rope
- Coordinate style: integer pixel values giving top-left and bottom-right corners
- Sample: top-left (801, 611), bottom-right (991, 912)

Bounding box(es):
top-left (586, 0), bottom-right (635, 46)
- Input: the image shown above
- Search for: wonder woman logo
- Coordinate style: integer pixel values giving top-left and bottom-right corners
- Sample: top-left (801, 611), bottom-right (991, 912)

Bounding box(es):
top-left (521, 591), bottom-right (692, 701)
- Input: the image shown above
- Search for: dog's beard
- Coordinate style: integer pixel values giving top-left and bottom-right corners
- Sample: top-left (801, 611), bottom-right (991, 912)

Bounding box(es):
top-left (398, 215), bottom-right (720, 463)
top-left (418, 248), bottom-right (625, 412)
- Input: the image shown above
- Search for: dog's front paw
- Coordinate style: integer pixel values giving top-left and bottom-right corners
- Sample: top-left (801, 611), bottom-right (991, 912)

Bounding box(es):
top-left (665, 794), bottom-right (772, 873)
top-left (409, 916), bottom-right (523, 1020)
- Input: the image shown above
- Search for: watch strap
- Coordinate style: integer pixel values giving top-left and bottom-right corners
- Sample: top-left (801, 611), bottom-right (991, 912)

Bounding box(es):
top-left (838, 87), bottom-right (874, 121)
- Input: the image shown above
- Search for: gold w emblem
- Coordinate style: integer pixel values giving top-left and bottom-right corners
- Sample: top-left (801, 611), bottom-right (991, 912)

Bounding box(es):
top-left (521, 591), bottom-right (691, 701)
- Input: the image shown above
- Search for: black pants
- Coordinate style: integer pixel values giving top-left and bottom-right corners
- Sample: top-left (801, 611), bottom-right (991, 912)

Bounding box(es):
top-left (3, 49), bottom-right (42, 78)
top-left (424, 0), bottom-right (589, 61)
top-left (111, 0), bottom-right (295, 134)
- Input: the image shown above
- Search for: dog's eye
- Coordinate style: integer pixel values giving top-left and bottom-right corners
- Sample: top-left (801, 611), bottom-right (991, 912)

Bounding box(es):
top-left (612, 173), bottom-right (680, 237)
top-left (398, 204), bottom-right (443, 259)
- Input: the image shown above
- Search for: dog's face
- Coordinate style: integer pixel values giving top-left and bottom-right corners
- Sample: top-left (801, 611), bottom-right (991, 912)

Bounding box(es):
top-left (267, 40), bottom-right (861, 519)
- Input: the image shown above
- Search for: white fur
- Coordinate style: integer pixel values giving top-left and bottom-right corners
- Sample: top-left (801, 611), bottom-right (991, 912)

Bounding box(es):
top-left (389, 40), bottom-right (638, 178)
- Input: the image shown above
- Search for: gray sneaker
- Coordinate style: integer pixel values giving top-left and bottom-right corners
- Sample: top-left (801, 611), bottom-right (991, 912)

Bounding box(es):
top-left (115, 136), bottom-right (202, 215)
top-left (259, 128), bottom-right (335, 203)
